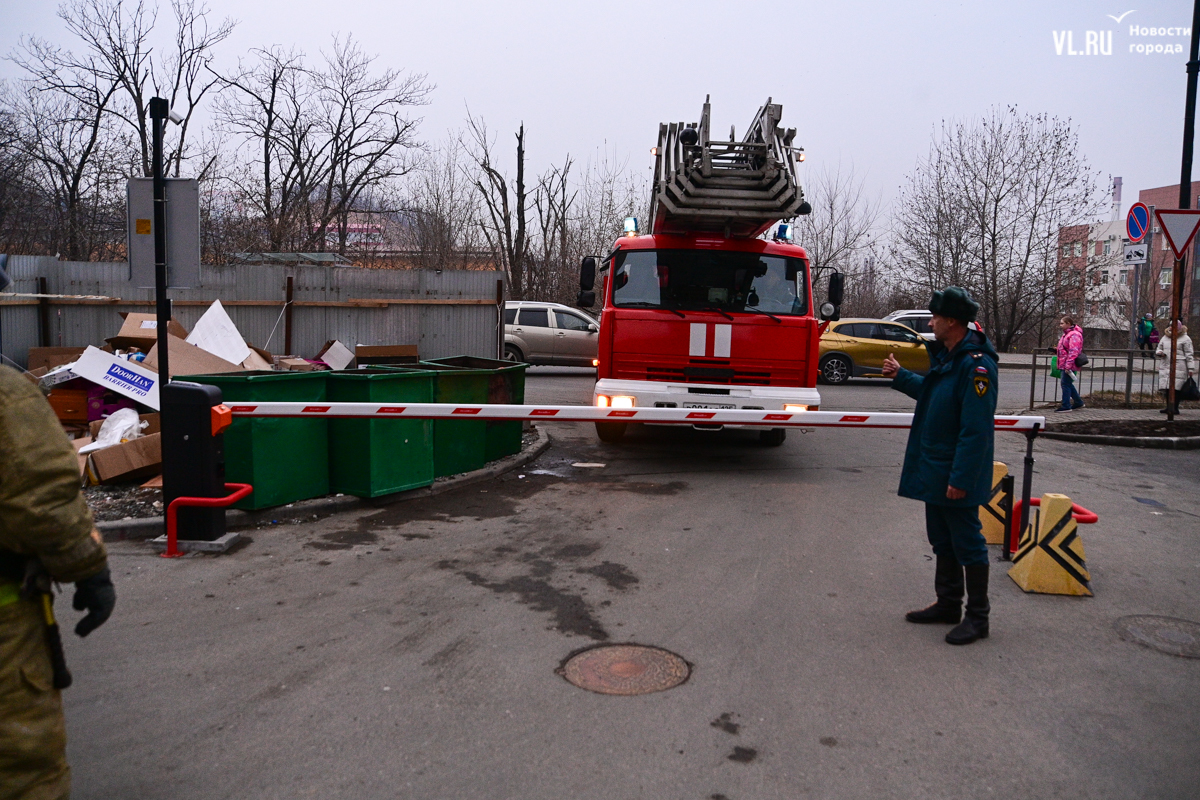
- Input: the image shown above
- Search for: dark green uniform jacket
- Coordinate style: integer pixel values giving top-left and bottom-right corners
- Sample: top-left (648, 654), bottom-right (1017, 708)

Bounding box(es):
top-left (890, 331), bottom-right (999, 507)
top-left (0, 365), bottom-right (105, 581)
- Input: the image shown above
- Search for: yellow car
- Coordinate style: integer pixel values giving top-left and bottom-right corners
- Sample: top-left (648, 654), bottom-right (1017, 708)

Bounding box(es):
top-left (818, 318), bottom-right (930, 385)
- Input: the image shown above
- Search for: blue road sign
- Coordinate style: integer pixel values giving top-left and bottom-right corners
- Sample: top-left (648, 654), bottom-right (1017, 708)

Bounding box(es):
top-left (1127, 202), bottom-right (1149, 243)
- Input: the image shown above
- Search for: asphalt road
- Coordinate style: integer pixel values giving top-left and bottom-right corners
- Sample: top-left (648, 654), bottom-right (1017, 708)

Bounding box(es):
top-left (64, 369), bottom-right (1200, 799)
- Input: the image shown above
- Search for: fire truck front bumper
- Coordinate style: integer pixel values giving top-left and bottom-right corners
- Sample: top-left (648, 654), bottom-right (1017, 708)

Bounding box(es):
top-left (592, 379), bottom-right (822, 430)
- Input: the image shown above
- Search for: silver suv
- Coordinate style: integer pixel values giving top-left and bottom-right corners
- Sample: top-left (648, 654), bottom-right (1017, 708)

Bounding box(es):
top-left (503, 301), bottom-right (599, 367)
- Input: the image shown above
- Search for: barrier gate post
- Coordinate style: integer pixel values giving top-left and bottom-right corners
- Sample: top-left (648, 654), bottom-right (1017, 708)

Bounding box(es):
top-left (161, 381), bottom-right (232, 541)
top-left (1000, 473), bottom-right (1015, 562)
top-left (1014, 423), bottom-right (1040, 558)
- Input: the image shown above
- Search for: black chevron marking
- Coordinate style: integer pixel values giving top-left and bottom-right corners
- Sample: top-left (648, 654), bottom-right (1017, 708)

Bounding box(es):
top-left (1037, 512), bottom-right (1089, 586)
top-left (1051, 528), bottom-right (1086, 571)
top-left (1012, 525), bottom-right (1037, 562)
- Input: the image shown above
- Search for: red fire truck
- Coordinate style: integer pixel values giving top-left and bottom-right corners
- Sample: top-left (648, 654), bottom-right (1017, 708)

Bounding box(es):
top-left (577, 98), bottom-right (844, 445)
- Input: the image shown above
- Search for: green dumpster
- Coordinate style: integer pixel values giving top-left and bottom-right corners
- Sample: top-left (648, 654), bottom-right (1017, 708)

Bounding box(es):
top-left (410, 361), bottom-right (491, 477)
top-left (187, 371), bottom-right (329, 510)
top-left (422, 356), bottom-right (528, 461)
top-left (327, 369), bottom-right (434, 498)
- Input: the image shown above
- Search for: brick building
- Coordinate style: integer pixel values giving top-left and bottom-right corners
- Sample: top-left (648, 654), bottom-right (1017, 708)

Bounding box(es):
top-left (1056, 220), bottom-right (1130, 346)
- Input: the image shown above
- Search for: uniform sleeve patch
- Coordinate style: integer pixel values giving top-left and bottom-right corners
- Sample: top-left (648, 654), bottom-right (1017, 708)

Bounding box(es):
top-left (974, 376), bottom-right (990, 397)
top-left (975, 365), bottom-right (989, 374)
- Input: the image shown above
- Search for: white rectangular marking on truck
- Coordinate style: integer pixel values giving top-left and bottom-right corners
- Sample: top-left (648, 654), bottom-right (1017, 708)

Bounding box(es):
top-left (689, 323), bottom-right (706, 356)
top-left (714, 324), bottom-right (731, 357)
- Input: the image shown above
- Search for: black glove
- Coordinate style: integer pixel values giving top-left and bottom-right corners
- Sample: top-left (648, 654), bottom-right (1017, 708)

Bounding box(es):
top-left (73, 567), bottom-right (115, 637)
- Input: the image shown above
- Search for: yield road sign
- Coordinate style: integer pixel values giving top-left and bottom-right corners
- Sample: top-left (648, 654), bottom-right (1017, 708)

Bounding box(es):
top-left (1127, 202), bottom-right (1150, 242)
top-left (1155, 209), bottom-right (1200, 259)
top-left (1124, 243), bottom-right (1148, 264)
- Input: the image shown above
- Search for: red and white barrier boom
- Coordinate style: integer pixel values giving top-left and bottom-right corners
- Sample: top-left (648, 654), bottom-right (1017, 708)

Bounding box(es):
top-left (227, 403), bottom-right (1045, 431)
top-left (227, 403), bottom-right (1046, 563)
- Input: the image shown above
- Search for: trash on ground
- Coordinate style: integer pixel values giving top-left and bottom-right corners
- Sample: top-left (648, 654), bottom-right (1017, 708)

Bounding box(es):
top-left (185, 299), bottom-right (251, 365)
top-left (144, 334), bottom-right (243, 378)
top-left (315, 340), bottom-right (355, 371)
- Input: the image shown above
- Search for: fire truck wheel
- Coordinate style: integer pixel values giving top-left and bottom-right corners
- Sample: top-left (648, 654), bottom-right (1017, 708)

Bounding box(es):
top-left (759, 428), bottom-right (787, 447)
top-left (595, 422), bottom-right (627, 443)
top-left (503, 345), bottom-right (524, 363)
top-left (819, 354), bottom-right (851, 385)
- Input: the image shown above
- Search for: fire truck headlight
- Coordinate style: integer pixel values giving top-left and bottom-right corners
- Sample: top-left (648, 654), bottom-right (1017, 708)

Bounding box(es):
top-left (611, 395), bottom-right (636, 408)
top-left (595, 395), bottom-right (610, 407)
top-left (784, 404), bottom-right (809, 412)
top-left (592, 358), bottom-right (599, 367)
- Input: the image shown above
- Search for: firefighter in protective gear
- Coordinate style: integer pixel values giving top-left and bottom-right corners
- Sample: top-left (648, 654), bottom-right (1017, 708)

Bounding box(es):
top-left (1, 365), bottom-right (115, 799)
top-left (882, 286), bottom-right (998, 646)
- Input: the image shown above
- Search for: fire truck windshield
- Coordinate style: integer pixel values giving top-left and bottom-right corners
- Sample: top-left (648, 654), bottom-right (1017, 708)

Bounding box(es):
top-left (611, 250), bottom-right (808, 316)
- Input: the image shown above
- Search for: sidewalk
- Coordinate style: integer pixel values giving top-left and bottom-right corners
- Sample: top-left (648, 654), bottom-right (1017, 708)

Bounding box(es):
top-left (1017, 406), bottom-right (1184, 422)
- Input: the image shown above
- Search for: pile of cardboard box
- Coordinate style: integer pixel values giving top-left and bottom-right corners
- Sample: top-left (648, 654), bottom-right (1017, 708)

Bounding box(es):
top-left (25, 300), bottom-right (418, 485)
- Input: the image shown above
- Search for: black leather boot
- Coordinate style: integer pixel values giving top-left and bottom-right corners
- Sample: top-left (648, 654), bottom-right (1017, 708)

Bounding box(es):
top-left (905, 555), bottom-right (963, 624)
top-left (946, 564), bottom-right (990, 644)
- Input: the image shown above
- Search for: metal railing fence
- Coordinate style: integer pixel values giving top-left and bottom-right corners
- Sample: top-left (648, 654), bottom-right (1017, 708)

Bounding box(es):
top-left (1026, 348), bottom-right (1163, 408)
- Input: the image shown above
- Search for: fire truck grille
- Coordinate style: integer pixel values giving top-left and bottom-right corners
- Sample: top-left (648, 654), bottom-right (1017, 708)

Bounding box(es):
top-left (645, 365), bottom-right (772, 386)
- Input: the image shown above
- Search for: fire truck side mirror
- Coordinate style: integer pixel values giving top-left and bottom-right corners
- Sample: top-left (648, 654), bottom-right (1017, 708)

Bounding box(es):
top-left (827, 272), bottom-right (845, 306)
top-left (580, 256), bottom-right (597, 291)
top-left (576, 290), bottom-right (596, 308)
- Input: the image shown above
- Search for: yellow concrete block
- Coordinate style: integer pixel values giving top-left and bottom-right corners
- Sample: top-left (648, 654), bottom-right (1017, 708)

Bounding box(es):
top-left (1007, 493), bottom-right (1092, 596)
top-left (980, 461), bottom-right (1008, 544)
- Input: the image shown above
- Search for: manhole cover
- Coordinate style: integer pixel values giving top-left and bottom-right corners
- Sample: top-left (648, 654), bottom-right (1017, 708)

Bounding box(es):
top-left (558, 644), bottom-right (690, 695)
top-left (1115, 615), bottom-right (1200, 658)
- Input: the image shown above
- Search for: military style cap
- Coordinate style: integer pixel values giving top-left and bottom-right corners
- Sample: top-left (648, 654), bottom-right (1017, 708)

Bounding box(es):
top-left (929, 286), bottom-right (979, 323)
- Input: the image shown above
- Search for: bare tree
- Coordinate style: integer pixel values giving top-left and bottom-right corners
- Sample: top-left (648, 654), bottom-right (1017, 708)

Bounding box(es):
top-left (398, 134), bottom-right (487, 269)
top-left (215, 46), bottom-right (310, 251)
top-left (891, 107), bottom-right (1103, 350)
top-left (793, 164), bottom-right (882, 316)
top-left (566, 146), bottom-right (647, 263)
top-left (3, 32), bottom-right (130, 260)
top-left (465, 113), bottom-right (528, 295)
top-left (311, 36), bottom-right (429, 255)
top-left (157, 0), bottom-right (235, 176)
top-left (215, 38), bottom-right (429, 257)
top-left (524, 157), bottom-right (576, 300)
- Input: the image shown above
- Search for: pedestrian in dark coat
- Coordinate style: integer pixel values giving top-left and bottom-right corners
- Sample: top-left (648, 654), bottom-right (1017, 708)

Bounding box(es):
top-left (882, 286), bottom-right (998, 645)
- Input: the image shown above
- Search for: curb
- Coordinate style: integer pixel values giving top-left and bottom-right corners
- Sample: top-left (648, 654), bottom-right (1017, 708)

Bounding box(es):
top-left (1039, 431), bottom-right (1200, 449)
top-left (96, 426), bottom-right (553, 542)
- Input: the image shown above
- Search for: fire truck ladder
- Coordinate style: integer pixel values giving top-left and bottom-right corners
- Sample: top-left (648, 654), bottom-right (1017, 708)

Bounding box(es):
top-left (650, 96), bottom-right (807, 239)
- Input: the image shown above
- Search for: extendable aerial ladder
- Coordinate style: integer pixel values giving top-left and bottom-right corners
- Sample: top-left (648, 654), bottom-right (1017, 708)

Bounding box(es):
top-left (649, 96), bottom-right (808, 239)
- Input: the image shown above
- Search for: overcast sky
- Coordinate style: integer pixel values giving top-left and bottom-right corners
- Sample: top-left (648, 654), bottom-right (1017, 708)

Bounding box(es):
top-left (1, 0), bottom-right (1194, 221)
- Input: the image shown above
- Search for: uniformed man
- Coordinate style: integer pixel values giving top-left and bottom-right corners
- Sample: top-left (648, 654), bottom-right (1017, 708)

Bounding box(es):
top-left (1, 364), bottom-right (116, 798)
top-left (881, 287), bottom-right (997, 646)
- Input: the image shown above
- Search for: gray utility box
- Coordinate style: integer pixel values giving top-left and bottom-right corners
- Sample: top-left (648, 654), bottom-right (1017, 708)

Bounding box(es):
top-left (126, 177), bottom-right (200, 289)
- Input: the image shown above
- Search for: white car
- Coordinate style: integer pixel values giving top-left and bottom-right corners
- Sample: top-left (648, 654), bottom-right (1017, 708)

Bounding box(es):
top-left (884, 309), bottom-right (984, 341)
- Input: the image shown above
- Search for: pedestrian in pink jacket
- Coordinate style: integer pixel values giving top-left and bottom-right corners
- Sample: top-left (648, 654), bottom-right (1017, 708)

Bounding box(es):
top-left (1055, 316), bottom-right (1084, 412)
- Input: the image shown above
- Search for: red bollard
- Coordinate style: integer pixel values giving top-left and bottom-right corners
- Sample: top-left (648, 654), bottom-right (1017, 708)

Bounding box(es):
top-left (162, 483), bottom-right (253, 558)
top-left (1007, 497), bottom-right (1098, 557)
